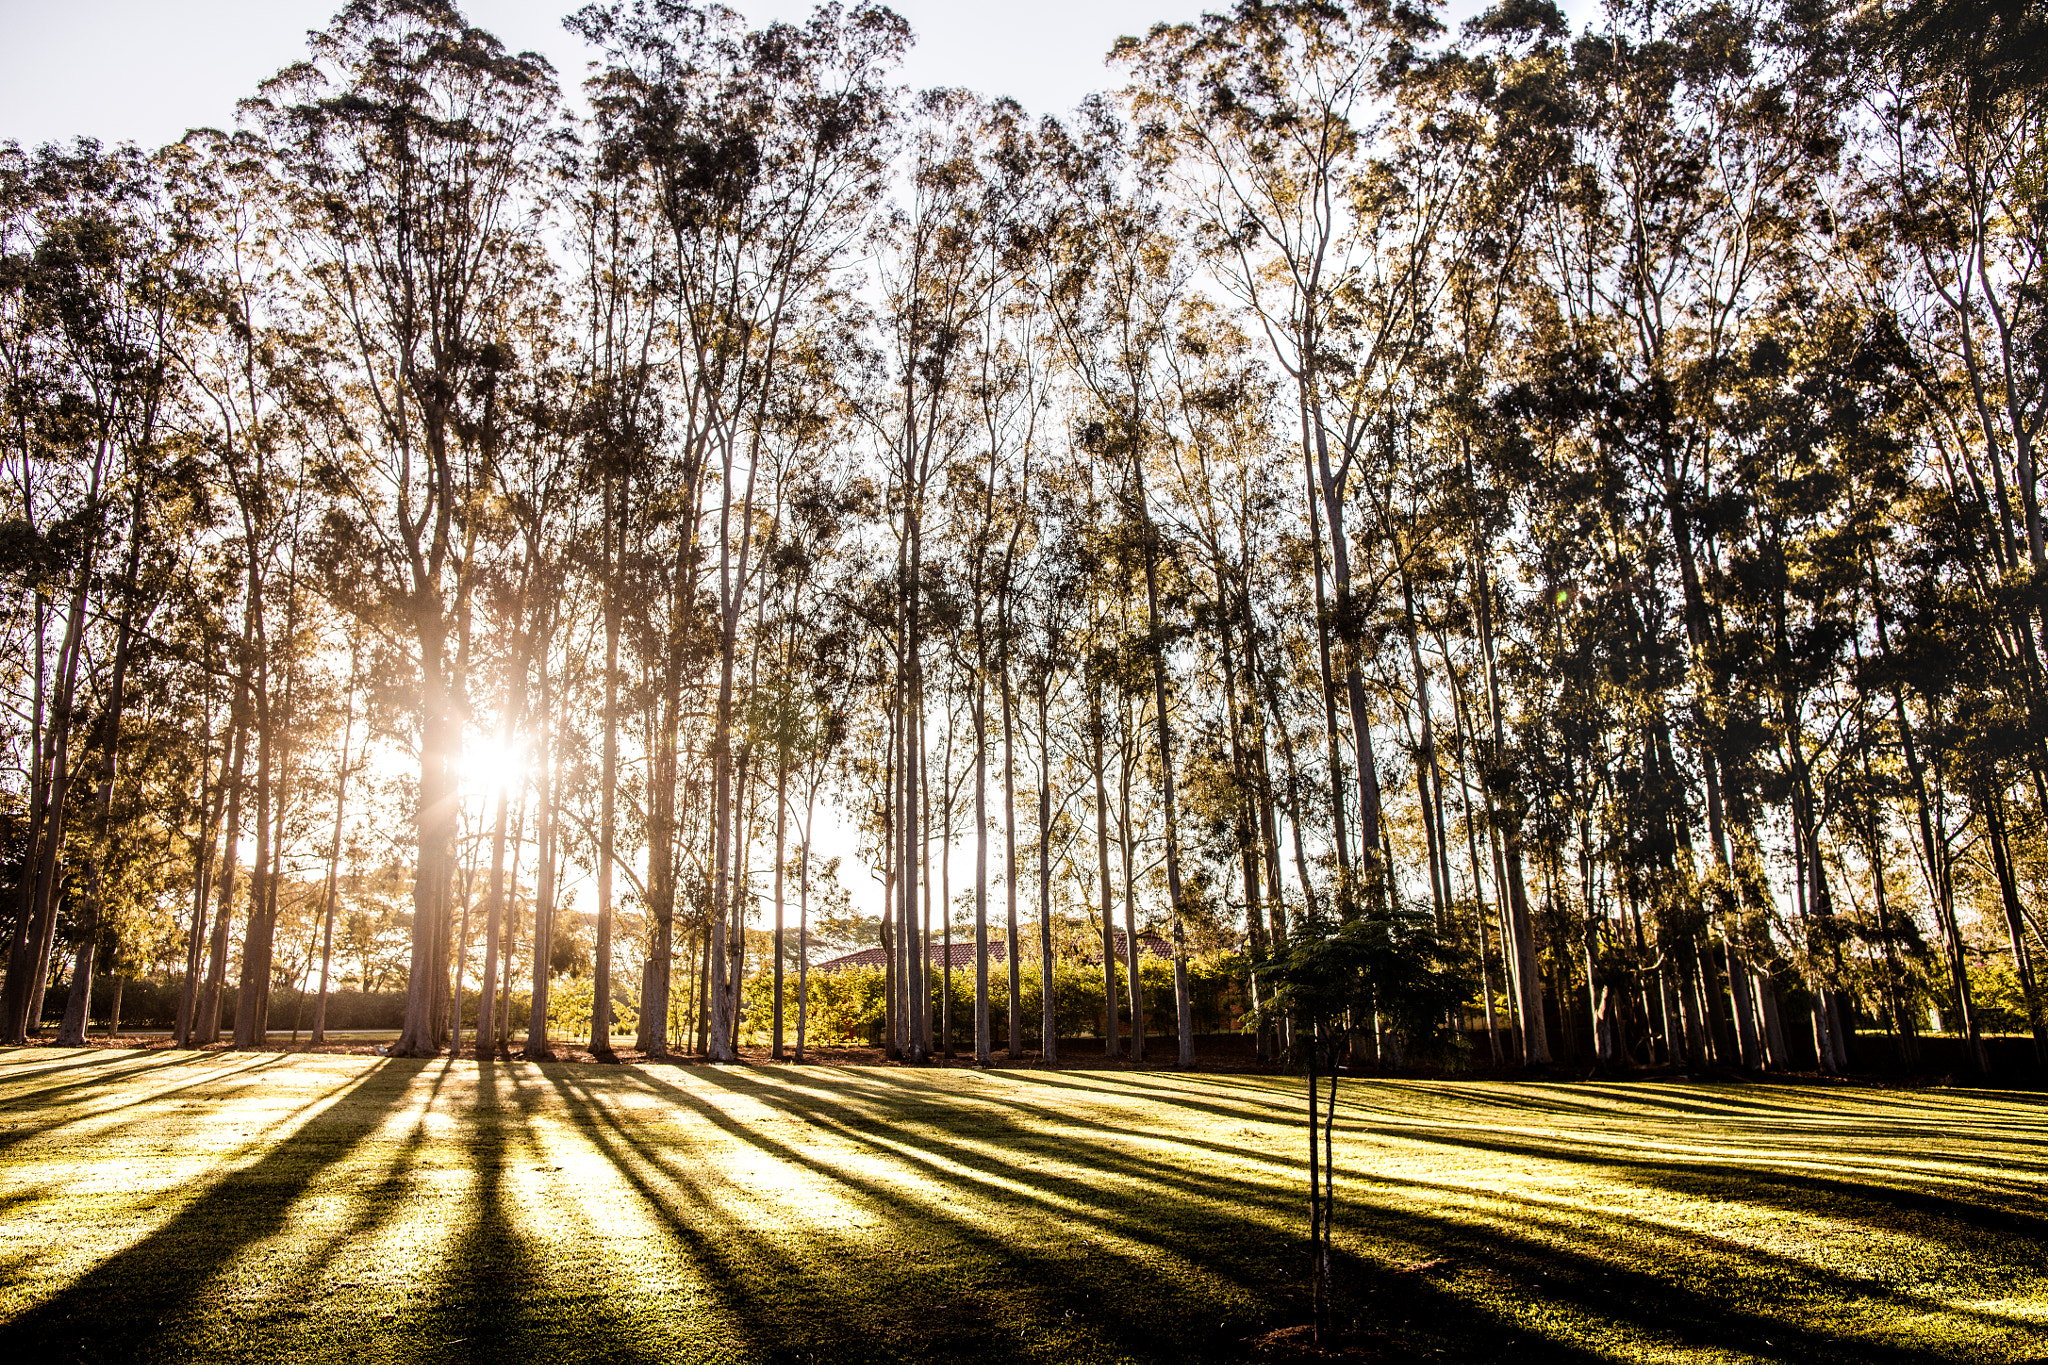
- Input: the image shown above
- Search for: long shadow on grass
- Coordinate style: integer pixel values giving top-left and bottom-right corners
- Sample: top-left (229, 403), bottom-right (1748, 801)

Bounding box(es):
top-left (535, 1066), bottom-right (881, 1362)
top-left (1385, 1078), bottom-right (2048, 1142)
top-left (751, 1064), bottom-right (1316, 1203)
top-left (0, 1048), bottom-right (208, 1112)
top-left (611, 1065), bottom-right (1545, 1364)
top-left (1023, 1070), bottom-right (2048, 1150)
top-left (1379, 1118), bottom-right (2048, 1244)
top-left (1324, 1171), bottom-right (2027, 1363)
top-left (1014, 1072), bottom-right (2048, 1244)
top-left (0, 1058), bottom-right (419, 1362)
top-left (282, 1058), bottom-right (467, 1290)
top-left (0, 1053), bottom-right (295, 1156)
top-left (416, 1061), bottom-right (663, 1364)
top-left (689, 1069), bottom-right (2025, 1364)
top-left (1245, 1080), bottom-right (2044, 1361)
top-left (688, 1064), bottom-right (1301, 1237)
top-left (0, 1047), bottom-right (159, 1086)
top-left (1349, 1151), bottom-right (2036, 1353)
top-left (551, 1063), bottom-right (1281, 1363)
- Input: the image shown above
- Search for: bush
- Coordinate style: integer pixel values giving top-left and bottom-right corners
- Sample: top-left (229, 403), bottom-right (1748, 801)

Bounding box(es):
top-left (546, 976), bottom-right (638, 1043)
top-left (742, 964), bottom-right (887, 1046)
top-left (37, 978), bottom-right (415, 1032)
top-left (737, 948), bottom-right (1254, 1051)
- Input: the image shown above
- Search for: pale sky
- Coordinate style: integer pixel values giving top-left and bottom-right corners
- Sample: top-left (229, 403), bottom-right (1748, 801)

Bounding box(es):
top-left (0, 0), bottom-right (1225, 149)
top-left (0, 0), bottom-right (1600, 152)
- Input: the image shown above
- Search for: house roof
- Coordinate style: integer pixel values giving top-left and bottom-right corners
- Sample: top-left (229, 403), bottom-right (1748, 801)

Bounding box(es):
top-left (1094, 929), bottom-right (1174, 964)
top-left (814, 927), bottom-right (1173, 974)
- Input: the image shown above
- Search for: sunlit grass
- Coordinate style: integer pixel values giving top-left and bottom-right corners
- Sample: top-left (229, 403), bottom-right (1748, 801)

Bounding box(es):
top-left (0, 1051), bottom-right (2041, 1362)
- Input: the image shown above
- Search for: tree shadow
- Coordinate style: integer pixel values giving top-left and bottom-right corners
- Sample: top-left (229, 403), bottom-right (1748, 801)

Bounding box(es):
top-left (625, 1067), bottom-right (2037, 1363)
top-left (1378, 1117), bottom-right (2048, 1244)
top-left (0, 1048), bottom-right (225, 1112)
top-left (4, 1056), bottom-right (2035, 1363)
top-left (2, 1058), bottom-right (420, 1360)
top-left (578, 1063), bottom-right (1371, 1361)
top-left (542, 1062), bottom-right (1282, 1362)
top-left (0, 1053), bottom-right (297, 1156)
top-left (422, 1060), bottom-right (676, 1363)
top-left (1324, 1186), bottom-right (2023, 1363)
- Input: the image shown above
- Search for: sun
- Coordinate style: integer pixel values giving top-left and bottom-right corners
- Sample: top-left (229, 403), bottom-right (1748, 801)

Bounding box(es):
top-left (459, 736), bottom-right (528, 799)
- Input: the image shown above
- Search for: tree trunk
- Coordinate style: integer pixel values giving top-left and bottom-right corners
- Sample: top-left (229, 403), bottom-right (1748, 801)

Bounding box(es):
top-left (881, 698), bottom-right (898, 1058)
top-left (772, 741), bottom-right (789, 1060)
top-left (941, 713), bottom-right (954, 1057)
top-left (524, 646), bottom-right (557, 1061)
top-left (1128, 454), bottom-right (1194, 1068)
top-left (1121, 718), bottom-right (1144, 1062)
top-left (1400, 571), bottom-right (1451, 925)
top-left (1001, 658), bottom-right (1023, 1058)
top-left (1216, 567), bottom-right (1271, 1063)
top-left (1038, 687), bottom-right (1057, 1062)
top-left (796, 783), bottom-right (816, 1063)
top-left (476, 766), bottom-right (512, 1058)
top-left (1091, 677), bottom-right (1118, 1059)
top-left (1988, 799), bottom-right (2047, 1065)
top-left (1311, 412), bottom-right (1386, 911)
top-left (312, 639), bottom-right (360, 1047)
top-left (199, 700), bottom-right (249, 1046)
top-left (175, 706), bottom-right (228, 1048)
top-left (1465, 443), bottom-right (1548, 1063)
top-left (592, 523), bottom-right (621, 1060)
top-left (1442, 638), bottom-right (1502, 1065)
top-left (395, 614), bottom-right (459, 1058)
top-left (974, 671), bottom-right (992, 1066)
top-left (727, 752), bottom-right (752, 1056)
top-left (3, 480), bottom-right (102, 1044)
top-left (232, 621), bottom-right (277, 1052)
top-left (902, 492), bottom-right (927, 1065)
top-left (1299, 403), bottom-right (1352, 890)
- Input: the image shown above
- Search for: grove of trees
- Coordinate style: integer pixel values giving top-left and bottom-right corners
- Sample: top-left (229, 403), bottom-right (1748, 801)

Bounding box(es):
top-left (5, 0), bottom-right (2045, 1080)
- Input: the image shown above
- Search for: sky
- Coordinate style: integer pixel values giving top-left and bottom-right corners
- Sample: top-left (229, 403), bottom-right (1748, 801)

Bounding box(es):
top-left (0, 0), bottom-right (1602, 152)
top-left (0, 0), bottom-right (1226, 150)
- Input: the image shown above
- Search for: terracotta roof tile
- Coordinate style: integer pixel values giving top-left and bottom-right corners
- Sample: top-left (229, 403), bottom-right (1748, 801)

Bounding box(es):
top-left (814, 927), bottom-right (1172, 973)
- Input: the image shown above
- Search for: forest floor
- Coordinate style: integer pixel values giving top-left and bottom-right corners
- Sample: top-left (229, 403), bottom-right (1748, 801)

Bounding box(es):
top-left (0, 1051), bottom-right (2041, 1364)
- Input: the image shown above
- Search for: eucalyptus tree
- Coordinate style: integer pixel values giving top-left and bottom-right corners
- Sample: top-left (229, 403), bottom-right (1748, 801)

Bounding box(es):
top-left (1152, 302), bottom-right (1297, 1060)
top-left (552, 114), bottom-right (665, 1061)
top-left (1423, 0), bottom-right (1583, 1065)
top-left (309, 624), bottom-right (367, 1046)
top-left (153, 127), bottom-right (324, 1052)
top-left (1855, 0), bottom-right (2048, 1066)
top-left (957, 99), bottom-right (1056, 1057)
top-left (1121, 1), bottom-right (1453, 927)
top-left (1035, 104), bottom-right (1202, 1065)
top-left (250, 0), bottom-right (561, 1058)
top-left (759, 461), bottom-right (863, 1058)
top-left (864, 87), bottom-right (1004, 1063)
top-left (156, 132), bottom-right (275, 1048)
top-left (1014, 480), bottom-right (1085, 1060)
top-left (1530, 0), bottom-right (1861, 1067)
top-left (1872, 0), bottom-right (2048, 672)
top-left (0, 140), bottom-right (180, 1045)
top-left (474, 299), bottom-right (587, 1058)
top-left (576, 0), bottom-right (903, 1062)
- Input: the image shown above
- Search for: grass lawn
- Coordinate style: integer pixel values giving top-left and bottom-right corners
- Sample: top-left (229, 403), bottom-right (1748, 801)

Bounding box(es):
top-left (0, 1051), bottom-right (2041, 1363)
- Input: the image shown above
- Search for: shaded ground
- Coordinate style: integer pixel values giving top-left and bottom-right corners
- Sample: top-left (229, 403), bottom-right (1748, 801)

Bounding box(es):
top-left (0, 1051), bottom-right (2040, 1363)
